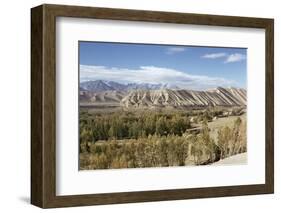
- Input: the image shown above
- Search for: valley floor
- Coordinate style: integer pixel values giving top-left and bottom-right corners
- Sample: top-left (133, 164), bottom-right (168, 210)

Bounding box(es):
top-left (79, 108), bottom-right (247, 170)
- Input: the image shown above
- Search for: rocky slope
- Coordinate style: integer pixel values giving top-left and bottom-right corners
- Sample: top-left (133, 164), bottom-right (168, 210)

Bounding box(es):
top-left (80, 79), bottom-right (246, 108)
top-left (120, 87), bottom-right (246, 108)
top-left (80, 90), bottom-right (126, 104)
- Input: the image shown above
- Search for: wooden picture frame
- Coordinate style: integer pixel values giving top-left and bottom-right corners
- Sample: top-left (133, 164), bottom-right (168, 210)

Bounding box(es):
top-left (31, 4), bottom-right (274, 208)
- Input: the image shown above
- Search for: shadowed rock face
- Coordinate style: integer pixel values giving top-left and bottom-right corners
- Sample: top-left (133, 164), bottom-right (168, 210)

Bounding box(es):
top-left (120, 87), bottom-right (246, 108)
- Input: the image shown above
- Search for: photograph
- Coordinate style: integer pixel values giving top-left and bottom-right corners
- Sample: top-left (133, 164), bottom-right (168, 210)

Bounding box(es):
top-left (79, 41), bottom-right (247, 170)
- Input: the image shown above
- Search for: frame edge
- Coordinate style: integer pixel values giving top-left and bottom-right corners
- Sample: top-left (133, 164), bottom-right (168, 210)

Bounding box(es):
top-left (265, 19), bottom-right (274, 194)
top-left (31, 5), bottom-right (44, 208)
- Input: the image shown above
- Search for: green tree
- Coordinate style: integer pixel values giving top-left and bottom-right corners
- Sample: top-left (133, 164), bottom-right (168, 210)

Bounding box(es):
top-left (156, 116), bottom-right (168, 136)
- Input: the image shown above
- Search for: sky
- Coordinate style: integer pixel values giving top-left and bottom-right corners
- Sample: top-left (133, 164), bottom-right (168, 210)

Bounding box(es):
top-left (79, 41), bottom-right (247, 90)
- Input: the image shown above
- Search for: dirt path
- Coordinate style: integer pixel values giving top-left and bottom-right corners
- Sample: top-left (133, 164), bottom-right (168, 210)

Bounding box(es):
top-left (212, 153), bottom-right (247, 165)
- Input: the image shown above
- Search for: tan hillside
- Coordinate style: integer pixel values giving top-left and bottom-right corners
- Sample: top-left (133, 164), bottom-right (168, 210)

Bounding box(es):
top-left (120, 87), bottom-right (246, 108)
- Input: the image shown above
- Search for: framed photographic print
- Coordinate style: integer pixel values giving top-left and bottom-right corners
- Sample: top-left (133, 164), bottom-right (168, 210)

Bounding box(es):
top-left (31, 4), bottom-right (274, 208)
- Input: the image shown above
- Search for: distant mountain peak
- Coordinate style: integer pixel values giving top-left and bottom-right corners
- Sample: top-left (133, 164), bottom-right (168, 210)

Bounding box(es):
top-left (80, 80), bottom-right (114, 92)
top-left (80, 80), bottom-right (177, 92)
top-left (80, 80), bottom-right (246, 97)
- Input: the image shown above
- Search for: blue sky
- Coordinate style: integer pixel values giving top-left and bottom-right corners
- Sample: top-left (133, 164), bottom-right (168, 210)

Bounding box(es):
top-left (79, 41), bottom-right (247, 90)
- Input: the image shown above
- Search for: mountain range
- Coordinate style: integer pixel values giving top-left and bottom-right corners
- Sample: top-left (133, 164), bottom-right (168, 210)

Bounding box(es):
top-left (80, 80), bottom-right (247, 108)
top-left (80, 80), bottom-right (178, 92)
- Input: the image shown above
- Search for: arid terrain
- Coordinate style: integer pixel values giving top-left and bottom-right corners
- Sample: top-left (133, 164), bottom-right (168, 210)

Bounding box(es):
top-left (79, 80), bottom-right (247, 170)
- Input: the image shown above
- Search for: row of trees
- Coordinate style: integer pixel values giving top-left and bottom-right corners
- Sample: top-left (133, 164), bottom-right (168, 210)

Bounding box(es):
top-left (80, 118), bottom-right (246, 170)
top-left (80, 110), bottom-right (191, 144)
top-left (80, 134), bottom-right (218, 170)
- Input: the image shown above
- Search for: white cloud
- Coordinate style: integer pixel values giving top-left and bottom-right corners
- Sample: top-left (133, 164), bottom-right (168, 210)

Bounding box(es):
top-left (165, 47), bottom-right (186, 55)
top-left (201, 53), bottom-right (227, 59)
top-left (80, 65), bottom-right (236, 90)
top-left (224, 53), bottom-right (246, 63)
top-left (202, 52), bottom-right (246, 64)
